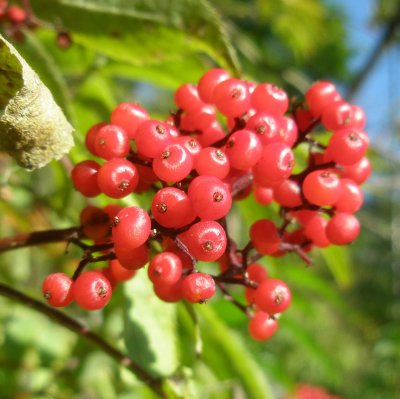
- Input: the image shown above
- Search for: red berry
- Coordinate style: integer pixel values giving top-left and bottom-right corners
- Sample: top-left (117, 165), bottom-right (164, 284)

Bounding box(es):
top-left (302, 170), bottom-right (342, 206)
top-left (152, 143), bottom-right (193, 182)
top-left (340, 157), bottom-right (371, 184)
top-left (213, 78), bottom-right (251, 117)
top-left (334, 179), bottom-right (363, 213)
top-left (135, 120), bottom-right (173, 158)
top-left (148, 252), bottom-right (182, 285)
top-left (188, 176), bottom-right (232, 220)
top-left (109, 259), bottom-right (136, 281)
top-left (246, 112), bottom-right (282, 145)
top-left (303, 214), bottom-right (330, 248)
top-left (153, 279), bottom-right (183, 303)
top-left (174, 83), bottom-right (204, 112)
top-left (114, 243), bottom-right (150, 270)
top-left (94, 124), bottom-right (130, 160)
top-left (42, 273), bottom-right (74, 307)
top-left (273, 179), bottom-right (302, 208)
top-left (7, 5), bottom-right (27, 23)
top-left (305, 81), bottom-right (339, 118)
top-left (73, 271), bottom-right (112, 310)
top-left (248, 311), bottom-right (278, 341)
top-left (71, 160), bottom-right (101, 197)
top-left (195, 147), bottom-right (230, 179)
top-left (111, 102), bottom-right (149, 139)
top-left (85, 122), bottom-right (107, 155)
top-left (326, 129), bottom-right (368, 165)
top-left (80, 206), bottom-right (110, 240)
top-left (151, 187), bottom-right (195, 228)
top-left (255, 278), bottom-right (291, 315)
top-left (179, 220), bottom-right (227, 262)
top-left (197, 68), bottom-right (230, 103)
top-left (181, 272), bottom-right (216, 303)
top-left (97, 158), bottom-right (138, 199)
top-left (326, 212), bottom-right (360, 245)
top-left (253, 143), bottom-right (294, 187)
top-left (112, 206), bottom-right (151, 250)
top-left (251, 83), bottom-right (288, 115)
top-left (249, 219), bottom-right (280, 255)
top-left (225, 129), bottom-right (263, 170)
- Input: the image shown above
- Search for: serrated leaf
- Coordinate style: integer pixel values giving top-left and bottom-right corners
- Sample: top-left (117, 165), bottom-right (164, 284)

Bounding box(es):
top-left (31, 0), bottom-right (240, 75)
top-left (123, 270), bottom-right (179, 378)
top-left (0, 35), bottom-right (74, 170)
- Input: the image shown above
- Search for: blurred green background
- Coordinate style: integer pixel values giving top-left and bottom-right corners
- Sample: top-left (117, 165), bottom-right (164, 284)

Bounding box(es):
top-left (0, 0), bottom-right (399, 398)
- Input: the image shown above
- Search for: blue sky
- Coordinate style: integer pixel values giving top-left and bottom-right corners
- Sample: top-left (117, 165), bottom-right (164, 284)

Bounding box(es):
top-left (333, 0), bottom-right (400, 144)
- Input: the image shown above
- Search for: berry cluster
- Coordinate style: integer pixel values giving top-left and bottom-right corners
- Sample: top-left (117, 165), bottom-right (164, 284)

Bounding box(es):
top-left (0, 1), bottom-right (32, 40)
top-left (43, 69), bottom-right (370, 341)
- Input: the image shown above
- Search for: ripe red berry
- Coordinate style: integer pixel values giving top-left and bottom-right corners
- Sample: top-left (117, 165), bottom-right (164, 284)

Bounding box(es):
top-left (197, 68), bottom-right (231, 103)
top-left (179, 220), bottom-right (227, 262)
top-left (114, 243), bottom-right (150, 270)
top-left (248, 311), bottom-right (278, 341)
top-left (305, 81), bottom-right (339, 118)
top-left (195, 147), bottom-right (230, 179)
top-left (255, 279), bottom-right (292, 315)
top-left (71, 160), bottom-right (101, 197)
top-left (302, 170), bottom-right (342, 206)
top-left (94, 124), bottom-right (130, 160)
top-left (253, 143), bottom-right (294, 187)
top-left (111, 102), bottom-right (149, 139)
top-left (151, 187), bottom-right (195, 228)
top-left (251, 83), bottom-right (288, 115)
top-left (109, 259), bottom-right (136, 282)
top-left (326, 212), bottom-right (360, 245)
top-left (303, 214), bottom-right (330, 248)
top-left (42, 273), bottom-right (74, 307)
top-left (97, 158), bottom-right (139, 199)
top-left (249, 219), bottom-right (281, 255)
top-left (112, 206), bottom-right (151, 250)
top-left (7, 5), bottom-right (27, 23)
top-left (273, 179), bottom-right (302, 208)
top-left (334, 178), bottom-right (363, 213)
top-left (188, 176), bottom-right (232, 220)
top-left (326, 129), bottom-right (368, 166)
top-left (340, 157), bottom-right (371, 185)
top-left (148, 252), bottom-right (182, 285)
top-left (174, 83), bottom-right (204, 112)
top-left (181, 272), bottom-right (216, 303)
top-left (246, 112), bottom-right (282, 145)
top-left (135, 120), bottom-right (173, 158)
top-left (73, 271), bottom-right (112, 310)
top-left (85, 122), bottom-right (107, 156)
top-left (152, 143), bottom-right (193, 182)
top-left (213, 78), bottom-right (251, 117)
top-left (153, 278), bottom-right (183, 303)
top-left (225, 129), bottom-right (263, 170)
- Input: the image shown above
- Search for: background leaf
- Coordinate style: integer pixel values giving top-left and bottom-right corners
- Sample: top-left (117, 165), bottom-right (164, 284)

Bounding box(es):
top-left (123, 270), bottom-right (179, 378)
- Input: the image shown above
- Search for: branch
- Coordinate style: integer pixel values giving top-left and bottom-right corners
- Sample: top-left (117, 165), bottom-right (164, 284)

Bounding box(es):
top-left (347, 3), bottom-right (400, 100)
top-left (0, 282), bottom-right (166, 398)
top-left (0, 227), bottom-right (81, 253)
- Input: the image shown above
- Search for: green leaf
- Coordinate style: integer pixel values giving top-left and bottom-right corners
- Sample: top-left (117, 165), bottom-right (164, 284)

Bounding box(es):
top-left (318, 245), bottom-right (353, 288)
top-left (123, 270), bottom-right (179, 378)
top-left (196, 305), bottom-right (275, 399)
top-left (0, 35), bottom-right (74, 169)
top-left (31, 0), bottom-right (240, 75)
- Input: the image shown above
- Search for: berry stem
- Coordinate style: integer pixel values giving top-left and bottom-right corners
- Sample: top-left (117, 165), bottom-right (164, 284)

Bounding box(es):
top-left (0, 227), bottom-right (82, 253)
top-left (0, 281), bottom-right (166, 397)
top-left (215, 281), bottom-right (251, 316)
